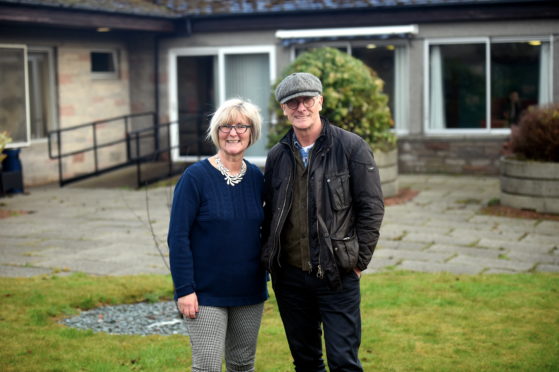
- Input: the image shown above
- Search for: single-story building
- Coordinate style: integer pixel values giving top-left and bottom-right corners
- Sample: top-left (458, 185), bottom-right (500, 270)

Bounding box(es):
top-left (1, 0), bottom-right (558, 187)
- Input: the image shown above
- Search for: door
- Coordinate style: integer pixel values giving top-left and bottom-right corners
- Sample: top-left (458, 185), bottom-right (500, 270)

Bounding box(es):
top-left (169, 46), bottom-right (274, 164)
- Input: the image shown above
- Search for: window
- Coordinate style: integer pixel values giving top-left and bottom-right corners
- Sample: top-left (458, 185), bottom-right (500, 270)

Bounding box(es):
top-left (294, 42), bottom-right (409, 133)
top-left (426, 38), bottom-right (552, 132)
top-left (0, 44), bottom-right (29, 147)
top-left (91, 50), bottom-right (118, 79)
top-left (490, 42), bottom-right (547, 128)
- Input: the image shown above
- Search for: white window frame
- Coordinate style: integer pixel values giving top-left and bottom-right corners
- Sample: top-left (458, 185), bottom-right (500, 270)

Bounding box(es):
top-left (0, 43), bottom-right (30, 148)
top-left (90, 49), bottom-right (119, 80)
top-left (424, 36), bottom-right (553, 136)
top-left (168, 45), bottom-right (276, 166)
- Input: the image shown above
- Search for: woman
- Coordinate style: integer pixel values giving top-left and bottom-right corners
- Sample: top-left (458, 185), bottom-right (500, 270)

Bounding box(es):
top-left (168, 98), bottom-right (267, 371)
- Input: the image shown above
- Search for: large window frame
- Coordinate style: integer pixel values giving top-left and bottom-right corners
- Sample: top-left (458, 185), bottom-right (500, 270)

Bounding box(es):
top-left (168, 45), bottom-right (276, 165)
top-left (290, 39), bottom-right (410, 134)
top-left (424, 36), bottom-right (554, 135)
top-left (0, 44), bottom-right (30, 148)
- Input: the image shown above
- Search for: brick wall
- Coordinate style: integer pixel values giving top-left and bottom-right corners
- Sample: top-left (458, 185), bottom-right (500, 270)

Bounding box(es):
top-left (398, 136), bottom-right (508, 175)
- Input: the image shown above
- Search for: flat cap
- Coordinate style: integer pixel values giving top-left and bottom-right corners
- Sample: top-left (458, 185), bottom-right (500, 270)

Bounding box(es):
top-left (275, 72), bottom-right (322, 104)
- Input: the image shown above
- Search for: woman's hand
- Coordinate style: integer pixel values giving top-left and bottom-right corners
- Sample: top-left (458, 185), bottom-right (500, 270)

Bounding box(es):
top-left (177, 293), bottom-right (199, 319)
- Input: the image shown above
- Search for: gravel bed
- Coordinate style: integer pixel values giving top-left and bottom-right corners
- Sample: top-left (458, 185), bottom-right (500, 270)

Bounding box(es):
top-left (60, 301), bottom-right (189, 336)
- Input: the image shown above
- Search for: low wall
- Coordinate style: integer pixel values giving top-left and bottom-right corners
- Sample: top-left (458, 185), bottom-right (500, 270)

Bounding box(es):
top-left (398, 135), bottom-right (506, 175)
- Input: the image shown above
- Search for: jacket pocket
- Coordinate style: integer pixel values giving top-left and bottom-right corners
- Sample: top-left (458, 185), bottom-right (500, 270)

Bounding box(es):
top-left (331, 233), bottom-right (359, 271)
top-left (326, 172), bottom-right (352, 210)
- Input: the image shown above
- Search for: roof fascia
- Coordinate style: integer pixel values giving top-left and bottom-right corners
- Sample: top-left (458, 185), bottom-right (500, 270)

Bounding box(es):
top-left (0, 3), bottom-right (178, 33)
top-left (185, 2), bottom-right (559, 34)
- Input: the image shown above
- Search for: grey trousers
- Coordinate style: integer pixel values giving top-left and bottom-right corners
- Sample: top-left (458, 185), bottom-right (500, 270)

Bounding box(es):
top-left (185, 303), bottom-right (264, 372)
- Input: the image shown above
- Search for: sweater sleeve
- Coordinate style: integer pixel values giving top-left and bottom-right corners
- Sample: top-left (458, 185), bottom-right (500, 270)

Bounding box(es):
top-left (167, 170), bottom-right (200, 299)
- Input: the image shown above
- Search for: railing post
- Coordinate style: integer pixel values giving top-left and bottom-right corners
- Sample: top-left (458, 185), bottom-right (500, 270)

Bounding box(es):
top-left (153, 112), bottom-right (159, 161)
top-left (93, 122), bottom-right (99, 173)
top-left (57, 130), bottom-right (63, 187)
top-left (125, 117), bottom-right (131, 161)
top-left (135, 131), bottom-right (142, 187)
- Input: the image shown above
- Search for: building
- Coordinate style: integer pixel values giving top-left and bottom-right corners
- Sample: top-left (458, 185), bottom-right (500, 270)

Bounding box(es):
top-left (1, 0), bottom-right (558, 186)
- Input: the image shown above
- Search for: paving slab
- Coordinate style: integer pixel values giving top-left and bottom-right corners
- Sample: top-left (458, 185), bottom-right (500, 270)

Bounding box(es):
top-left (534, 264), bottom-right (559, 273)
top-left (398, 261), bottom-right (483, 275)
top-left (427, 244), bottom-right (502, 259)
top-left (448, 255), bottom-right (534, 272)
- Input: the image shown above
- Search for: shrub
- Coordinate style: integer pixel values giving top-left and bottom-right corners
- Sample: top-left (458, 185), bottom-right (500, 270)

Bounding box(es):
top-left (511, 103), bottom-right (559, 162)
top-left (268, 47), bottom-right (396, 151)
top-left (0, 131), bottom-right (12, 163)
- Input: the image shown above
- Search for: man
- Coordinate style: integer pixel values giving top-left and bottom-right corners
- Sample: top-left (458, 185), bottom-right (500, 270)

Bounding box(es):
top-left (261, 72), bottom-right (385, 371)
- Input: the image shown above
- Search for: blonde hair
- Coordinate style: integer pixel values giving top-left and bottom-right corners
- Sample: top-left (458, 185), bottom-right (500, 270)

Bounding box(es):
top-left (206, 98), bottom-right (262, 149)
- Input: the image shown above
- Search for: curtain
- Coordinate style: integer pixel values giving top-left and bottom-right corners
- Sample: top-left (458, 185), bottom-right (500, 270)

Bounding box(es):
top-left (394, 46), bottom-right (408, 131)
top-left (538, 42), bottom-right (552, 105)
top-left (430, 46), bottom-right (446, 129)
top-left (225, 53), bottom-right (270, 156)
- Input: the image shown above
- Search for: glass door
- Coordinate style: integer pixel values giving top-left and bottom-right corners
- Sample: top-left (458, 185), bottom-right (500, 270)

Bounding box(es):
top-left (169, 46), bottom-right (274, 163)
top-left (176, 55), bottom-right (217, 157)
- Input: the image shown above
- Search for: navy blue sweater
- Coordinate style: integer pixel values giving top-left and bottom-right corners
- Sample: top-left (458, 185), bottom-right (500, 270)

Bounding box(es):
top-left (168, 159), bottom-right (267, 307)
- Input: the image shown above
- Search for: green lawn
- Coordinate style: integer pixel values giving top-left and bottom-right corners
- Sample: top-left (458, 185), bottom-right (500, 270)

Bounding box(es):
top-left (1, 271), bottom-right (558, 371)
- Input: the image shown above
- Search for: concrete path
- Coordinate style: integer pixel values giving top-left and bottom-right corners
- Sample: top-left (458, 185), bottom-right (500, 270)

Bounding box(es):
top-left (1, 174), bottom-right (558, 277)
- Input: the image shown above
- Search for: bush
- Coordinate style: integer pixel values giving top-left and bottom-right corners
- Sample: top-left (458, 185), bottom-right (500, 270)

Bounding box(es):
top-left (0, 131), bottom-right (12, 163)
top-left (268, 47), bottom-right (396, 151)
top-left (511, 103), bottom-right (559, 162)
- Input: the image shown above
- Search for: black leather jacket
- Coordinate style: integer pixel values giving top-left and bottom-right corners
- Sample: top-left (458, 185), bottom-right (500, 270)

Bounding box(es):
top-left (261, 118), bottom-right (385, 290)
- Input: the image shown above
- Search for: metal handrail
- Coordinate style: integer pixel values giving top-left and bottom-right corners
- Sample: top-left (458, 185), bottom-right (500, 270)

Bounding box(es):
top-left (47, 112), bottom-right (155, 159)
top-left (46, 110), bottom-right (213, 187)
top-left (47, 112), bottom-right (162, 187)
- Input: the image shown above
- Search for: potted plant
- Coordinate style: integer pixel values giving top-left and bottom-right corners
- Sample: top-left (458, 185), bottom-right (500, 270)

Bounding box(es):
top-left (0, 131), bottom-right (13, 170)
top-left (500, 103), bottom-right (559, 214)
top-left (268, 47), bottom-right (398, 197)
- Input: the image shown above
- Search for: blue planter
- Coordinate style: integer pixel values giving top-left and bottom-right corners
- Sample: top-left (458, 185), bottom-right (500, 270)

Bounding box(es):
top-left (2, 148), bottom-right (22, 172)
top-left (1, 148), bottom-right (23, 194)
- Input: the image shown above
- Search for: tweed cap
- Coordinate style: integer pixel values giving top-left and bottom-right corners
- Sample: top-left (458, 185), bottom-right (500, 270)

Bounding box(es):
top-left (275, 72), bottom-right (323, 104)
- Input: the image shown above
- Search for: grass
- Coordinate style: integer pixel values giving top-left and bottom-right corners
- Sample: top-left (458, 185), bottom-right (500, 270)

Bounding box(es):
top-left (1, 272), bottom-right (558, 371)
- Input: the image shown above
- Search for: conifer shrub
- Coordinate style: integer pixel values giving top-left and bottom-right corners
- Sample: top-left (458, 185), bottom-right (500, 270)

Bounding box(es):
top-left (268, 47), bottom-right (396, 151)
top-left (511, 103), bottom-right (559, 162)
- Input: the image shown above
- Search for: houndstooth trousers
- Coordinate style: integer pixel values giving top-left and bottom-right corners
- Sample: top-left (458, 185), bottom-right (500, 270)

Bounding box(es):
top-left (184, 303), bottom-right (264, 372)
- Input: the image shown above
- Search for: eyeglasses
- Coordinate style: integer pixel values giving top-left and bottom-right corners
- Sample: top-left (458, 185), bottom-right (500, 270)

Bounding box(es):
top-left (218, 124), bottom-right (253, 134)
top-left (285, 96), bottom-right (317, 110)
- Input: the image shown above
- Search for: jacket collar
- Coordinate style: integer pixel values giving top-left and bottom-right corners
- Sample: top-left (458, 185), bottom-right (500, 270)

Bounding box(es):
top-left (280, 117), bottom-right (332, 150)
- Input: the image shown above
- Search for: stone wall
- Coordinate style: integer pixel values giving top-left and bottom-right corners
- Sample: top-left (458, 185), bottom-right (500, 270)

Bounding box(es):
top-left (398, 136), bottom-right (507, 175)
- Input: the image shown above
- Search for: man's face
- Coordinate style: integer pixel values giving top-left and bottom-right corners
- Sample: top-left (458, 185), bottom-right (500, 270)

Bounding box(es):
top-left (281, 95), bottom-right (323, 131)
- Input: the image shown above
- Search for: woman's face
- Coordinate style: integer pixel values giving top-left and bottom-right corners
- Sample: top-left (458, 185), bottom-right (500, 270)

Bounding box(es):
top-left (217, 114), bottom-right (252, 157)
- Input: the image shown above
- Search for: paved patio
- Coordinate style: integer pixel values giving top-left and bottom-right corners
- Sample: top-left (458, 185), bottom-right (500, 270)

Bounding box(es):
top-left (0, 174), bottom-right (557, 277)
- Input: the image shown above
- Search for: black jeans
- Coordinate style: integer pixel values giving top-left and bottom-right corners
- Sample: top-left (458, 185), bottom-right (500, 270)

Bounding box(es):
top-left (272, 264), bottom-right (363, 372)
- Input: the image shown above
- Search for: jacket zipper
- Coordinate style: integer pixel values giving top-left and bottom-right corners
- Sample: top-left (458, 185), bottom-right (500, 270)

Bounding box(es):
top-left (306, 149), bottom-right (312, 273)
top-left (309, 147), bottom-right (324, 279)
